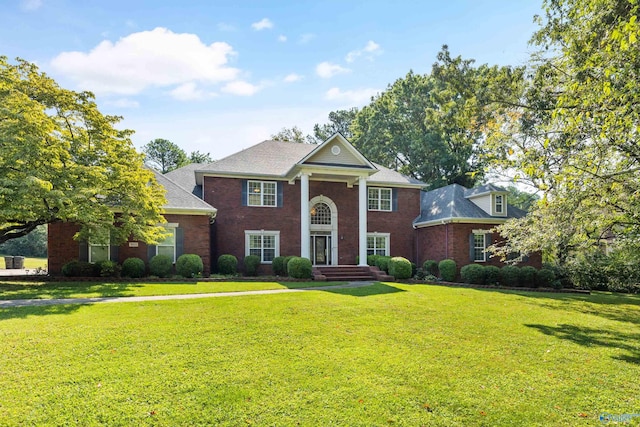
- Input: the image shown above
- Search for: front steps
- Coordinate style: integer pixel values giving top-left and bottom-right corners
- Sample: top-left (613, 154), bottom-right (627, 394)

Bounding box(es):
top-left (313, 265), bottom-right (393, 282)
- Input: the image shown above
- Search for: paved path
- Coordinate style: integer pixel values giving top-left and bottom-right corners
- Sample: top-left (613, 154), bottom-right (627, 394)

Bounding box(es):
top-left (0, 282), bottom-right (374, 308)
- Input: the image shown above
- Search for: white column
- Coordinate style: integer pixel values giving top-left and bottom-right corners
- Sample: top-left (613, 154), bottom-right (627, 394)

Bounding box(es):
top-left (358, 176), bottom-right (368, 266)
top-left (300, 173), bottom-right (310, 259)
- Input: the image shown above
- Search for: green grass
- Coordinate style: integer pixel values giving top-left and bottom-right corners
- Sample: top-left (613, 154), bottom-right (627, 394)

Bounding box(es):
top-left (0, 254), bottom-right (47, 270)
top-left (0, 280), bottom-right (346, 300)
top-left (1, 283), bottom-right (639, 426)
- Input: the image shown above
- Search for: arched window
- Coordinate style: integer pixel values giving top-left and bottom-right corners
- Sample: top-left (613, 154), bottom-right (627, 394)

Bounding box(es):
top-left (310, 202), bottom-right (331, 225)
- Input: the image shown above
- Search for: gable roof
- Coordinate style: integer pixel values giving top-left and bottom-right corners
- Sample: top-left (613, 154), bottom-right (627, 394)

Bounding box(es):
top-left (464, 183), bottom-right (508, 198)
top-left (152, 170), bottom-right (217, 215)
top-left (413, 183), bottom-right (525, 227)
top-left (164, 163), bottom-right (206, 198)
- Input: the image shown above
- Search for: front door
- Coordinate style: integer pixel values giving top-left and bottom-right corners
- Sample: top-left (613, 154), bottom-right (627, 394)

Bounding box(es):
top-left (310, 234), bottom-right (332, 265)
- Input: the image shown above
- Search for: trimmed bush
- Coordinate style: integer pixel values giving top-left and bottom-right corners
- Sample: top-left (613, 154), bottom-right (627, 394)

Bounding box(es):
top-left (438, 259), bottom-right (457, 282)
top-left (122, 257), bottom-right (146, 278)
top-left (423, 260), bottom-right (439, 276)
top-left (61, 260), bottom-right (98, 277)
top-left (287, 257), bottom-right (312, 279)
top-left (217, 254), bottom-right (238, 275)
top-left (176, 254), bottom-right (204, 278)
top-left (500, 265), bottom-right (520, 287)
top-left (96, 260), bottom-right (121, 278)
top-left (283, 256), bottom-right (296, 276)
top-left (485, 265), bottom-right (501, 285)
top-left (375, 256), bottom-right (391, 273)
top-left (272, 256), bottom-right (286, 276)
top-left (460, 264), bottom-right (485, 285)
top-left (150, 254), bottom-right (173, 278)
top-left (388, 257), bottom-right (412, 279)
top-left (367, 254), bottom-right (381, 266)
top-left (243, 255), bottom-right (261, 277)
top-left (536, 268), bottom-right (556, 288)
top-left (519, 266), bottom-right (537, 287)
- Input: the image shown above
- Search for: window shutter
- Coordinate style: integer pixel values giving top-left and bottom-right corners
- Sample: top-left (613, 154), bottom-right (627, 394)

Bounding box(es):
top-left (241, 180), bottom-right (248, 206)
top-left (469, 233), bottom-right (475, 262)
top-left (176, 228), bottom-right (184, 258)
top-left (484, 233), bottom-right (491, 261)
top-left (392, 188), bottom-right (398, 211)
top-left (147, 244), bottom-right (157, 261)
top-left (110, 244), bottom-right (119, 263)
top-left (277, 182), bottom-right (284, 207)
top-left (79, 241), bottom-right (89, 262)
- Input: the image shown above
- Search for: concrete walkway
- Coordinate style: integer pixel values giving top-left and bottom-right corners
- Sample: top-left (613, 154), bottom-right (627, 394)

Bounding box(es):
top-left (0, 282), bottom-right (374, 308)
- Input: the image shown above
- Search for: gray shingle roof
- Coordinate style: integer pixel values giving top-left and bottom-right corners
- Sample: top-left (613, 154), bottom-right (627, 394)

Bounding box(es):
top-left (164, 163), bottom-right (205, 198)
top-left (414, 183), bottom-right (525, 225)
top-left (152, 170), bottom-right (216, 213)
top-left (464, 183), bottom-right (507, 198)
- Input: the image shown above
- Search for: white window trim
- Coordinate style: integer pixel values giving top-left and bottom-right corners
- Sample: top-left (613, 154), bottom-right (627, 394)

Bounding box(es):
top-left (473, 231), bottom-right (489, 262)
top-left (89, 240), bottom-right (110, 263)
top-left (366, 232), bottom-right (390, 256)
top-left (248, 180), bottom-right (277, 207)
top-left (368, 187), bottom-right (392, 212)
top-left (156, 227), bottom-right (177, 263)
top-left (492, 194), bottom-right (507, 216)
top-left (245, 230), bottom-right (280, 264)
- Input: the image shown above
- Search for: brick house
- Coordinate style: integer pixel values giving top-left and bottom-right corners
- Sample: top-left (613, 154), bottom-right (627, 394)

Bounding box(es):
top-left (48, 133), bottom-right (540, 276)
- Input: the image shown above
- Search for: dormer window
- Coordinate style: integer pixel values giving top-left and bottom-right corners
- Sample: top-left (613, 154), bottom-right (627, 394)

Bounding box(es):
top-left (493, 194), bottom-right (506, 216)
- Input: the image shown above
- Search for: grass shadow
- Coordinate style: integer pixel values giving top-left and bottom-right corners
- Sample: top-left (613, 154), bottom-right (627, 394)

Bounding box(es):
top-left (0, 281), bottom-right (150, 300)
top-left (0, 302), bottom-right (85, 321)
top-left (319, 282), bottom-right (406, 297)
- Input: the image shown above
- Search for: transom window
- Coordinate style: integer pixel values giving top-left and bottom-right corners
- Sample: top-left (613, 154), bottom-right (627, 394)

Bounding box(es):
top-left (368, 188), bottom-right (392, 211)
top-left (367, 233), bottom-right (389, 256)
top-left (494, 194), bottom-right (504, 214)
top-left (473, 233), bottom-right (487, 262)
top-left (245, 231), bottom-right (280, 263)
top-left (248, 181), bottom-right (276, 207)
top-left (310, 202), bottom-right (331, 225)
top-left (157, 228), bottom-right (176, 262)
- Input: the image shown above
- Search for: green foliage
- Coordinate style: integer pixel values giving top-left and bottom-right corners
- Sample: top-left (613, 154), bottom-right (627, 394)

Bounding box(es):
top-left (121, 257), bottom-right (146, 278)
top-left (217, 254), bottom-right (238, 275)
top-left (567, 248), bottom-right (640, 293)
top-left (375, 256), bottom-right (391, 273)
top-left (96, 260), bottom-right (121, 278)
top-left (535, 268), bottom-right (556, 289)
top-left (149, 254), bottom-right (173, 278)
top-left (484, 265), bottom-right (501, 286)
top-left (243, 255), bottom-right (261, 277)
top-left (367, 254), bottom-right (381, 266)
top-left (438, 259), bottom-right (457, 282)
top-left (505, 186), bottom-right (539, 212)
top-left (61, 260), bottom-right (99, 277)
top-left (270, 126), bottom-right (315, 144)
top-left (188, 150), bottom-right (213, 164)
top-left (388, 257), bottom-right (412, 280)
top-left (283, 256), bottom-right (296, 275)
top-left (460, 264), bottom-right (485, 285)
top-left (0, 57), bottom-right (167, 246)
top-left (0, 225), bottom-right (47, 257)
top-left (312, 108), bottom-right (358, 142)
top-left (176, 254), bottom-right (204, 278)
top-left (500, 266), bottom-right (520, 287)
top-left (143, 138), bottom-right (189, 173)
top-left (287, 257), bottom-right (312, 279)
top-left (519, 266), bottom-right (537, 288)
top-left (271, 256), bottom-right (286, 276)
top-left (422, 260), bottom-right (439, 276)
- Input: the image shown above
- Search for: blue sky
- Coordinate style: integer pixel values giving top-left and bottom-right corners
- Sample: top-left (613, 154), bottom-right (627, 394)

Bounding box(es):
top-left (3, 0), bottom-right (544, 160)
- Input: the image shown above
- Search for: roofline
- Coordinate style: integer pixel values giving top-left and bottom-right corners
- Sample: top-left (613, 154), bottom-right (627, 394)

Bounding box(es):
top-left (413, 217), bottom-right (510, 229)
top-left (465, 189), bottom-right (508, 199)
top-left (162, 207), bottom-right (217, 216)
top-left (294, 132), bottom-right (378, 172)
top-left (367, 181), bottom-right (425, 189)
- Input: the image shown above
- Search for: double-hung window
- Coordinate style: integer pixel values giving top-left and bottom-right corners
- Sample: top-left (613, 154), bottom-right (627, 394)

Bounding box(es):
top-left (494, 194), bottom-right (504, 215)
top-left (245, 231), bottom-right (280, 263)
top-left (473, 233), bottom-right (488, 262)
top-left (248, 181), bottom-right (277, 207)
top-left (89, 240), bottom-right (110, 263)
top-left (368, 188), bottom-right (392, 211)
top-left (157, 228), bottom-right (177, 262)
top-left (367, 233), bottom-right (390, 256)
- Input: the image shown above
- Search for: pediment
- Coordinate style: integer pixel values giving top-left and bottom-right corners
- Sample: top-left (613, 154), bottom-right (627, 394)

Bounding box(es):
top-left (298, 133), bottom-right (376, 170)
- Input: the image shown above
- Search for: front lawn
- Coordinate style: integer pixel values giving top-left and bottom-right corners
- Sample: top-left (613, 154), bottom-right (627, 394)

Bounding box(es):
top-left (1, 283), bottom-right (639, 426)
top-left (0, 254), bottom-right (47, 270)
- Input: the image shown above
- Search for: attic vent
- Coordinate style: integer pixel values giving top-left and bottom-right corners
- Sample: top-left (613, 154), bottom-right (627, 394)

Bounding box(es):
top-left (331, 145), bottom-right (341, 155)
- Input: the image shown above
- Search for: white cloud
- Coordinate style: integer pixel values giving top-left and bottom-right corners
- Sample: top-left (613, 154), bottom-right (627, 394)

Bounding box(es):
top-left (278, 35), bottom-right (287, 42)
top-left (217, 22), bottom-right (236, 32)
top-left (316, 62), bottom-right (350, 79)
top-left (345, 40), bottom-right (382, 63)
top-left (251, 18), bottom-right (273, 31)
top-left (283, 73), bottom-right (302, 83)
top-left (105, 98), bottom-right (139, 108)
top-left (20, 0), bottom-right (42, 11)
top-left (298, 33), bottom-right (315, 44)
top-left (50, 27), bottom-right (240, 95)
top-left (169, 82), bottom-right (217, 101)
top-left (325, 87), bottom-right (378, 105)
top-left (221, 81), bottom-right (260, 96)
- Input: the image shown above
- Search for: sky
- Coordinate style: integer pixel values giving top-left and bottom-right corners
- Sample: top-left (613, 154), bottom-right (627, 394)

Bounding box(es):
top-left (2, 0), bottom-right (545, 160)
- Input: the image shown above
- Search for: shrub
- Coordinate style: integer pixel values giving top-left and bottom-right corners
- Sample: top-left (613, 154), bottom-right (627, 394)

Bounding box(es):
top-left (217, 254), bottom-right (238, 275)
top-left (423, 260), bottom-right (439, 276)
top-left (243, 255), bottom-right (261, 277)
top-left (61, 260), bottom-right (98, 277)
top-left (484, 265), bottom-right (501, 285)
top-left (121, 257), bottom-right (146, 278)
top-left (375, 256), bottom-right (391, 273)
top-left (272, 256), bottom-right (286, 276)
top-left (367, 254), bottom-right (381, 266)
top-left (96, 260), bottom-right (121, 278)
top-left (283, 256), bottom-right (296, 276)
top-left (176, 254), bottom-right (204, 278)
top-left (388, 257), bottom-right (412, 279)
top-left (460, 264), bottom-right (485, 285)
top-left (500, 265), bottom-right (520, 287)
top-left (150, 254), bottom-right (173, 278)
top-left (536, 268), bottom-right (556, 288)
top-left (519, 266), bottom-right (537, 287)
top-left (438, 259), bottom-right (457, 282)
top-left (287, 257), bottom-right (312, 279)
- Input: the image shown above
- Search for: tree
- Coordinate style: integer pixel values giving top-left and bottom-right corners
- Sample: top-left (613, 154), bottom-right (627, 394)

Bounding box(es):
top-left (188, 150), bottom-right (214, 164)
top-left (270, 126), bottom-right (315, 144)
top-left (486, 0), bottom-right (640, 265)
top-left (312, 108), bottom-right (358, 142)
top-left (505, 186), bottom-right (539, 212)
top-left (143, 138), bottom-right (189, 173)
top-left (0, 57), bottom-right (167, 245)
top-left (0, 225), bottom-right (47, 257)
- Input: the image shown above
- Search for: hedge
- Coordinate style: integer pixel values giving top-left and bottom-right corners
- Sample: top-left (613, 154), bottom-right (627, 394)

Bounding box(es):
top-left (217, 254), bottom-right (238, 275)
top-left (388, 257), bottom-right (412, 279)
top-left (438, 259), bottom-right (457, 282)
top-left (149, 254), bottom-right (173, 278)
top-left (176, 254), bottom-right (204, 278)
top-left (460, 264), bottom-right (485, 285)
top-left (121, 257), bottom-right (146, 278)
top-left (287, 257), bottom-right (312, 279)
top-left (243, 255), bottom-right (261, 277)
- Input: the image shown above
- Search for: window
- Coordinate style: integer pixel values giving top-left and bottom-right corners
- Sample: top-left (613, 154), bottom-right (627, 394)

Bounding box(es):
top-left (473, 233), bottom-right (487, 262)
top-left (157, 228), bottom-right (176, 262)
top-left (248, 181), bottom-right (276, 207)
top-left (368, 188), bottom-right (392, 211)
top-left (367, 233), bottom-right (390, 256)
top-left (89, 241), bottom-right (109, 263)
top-left (494, 194), bottom-right (505, 214)
top-left (310, 202), bottom-right (331, 225)
top-left (245, 231), bottom-right (280, 263)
